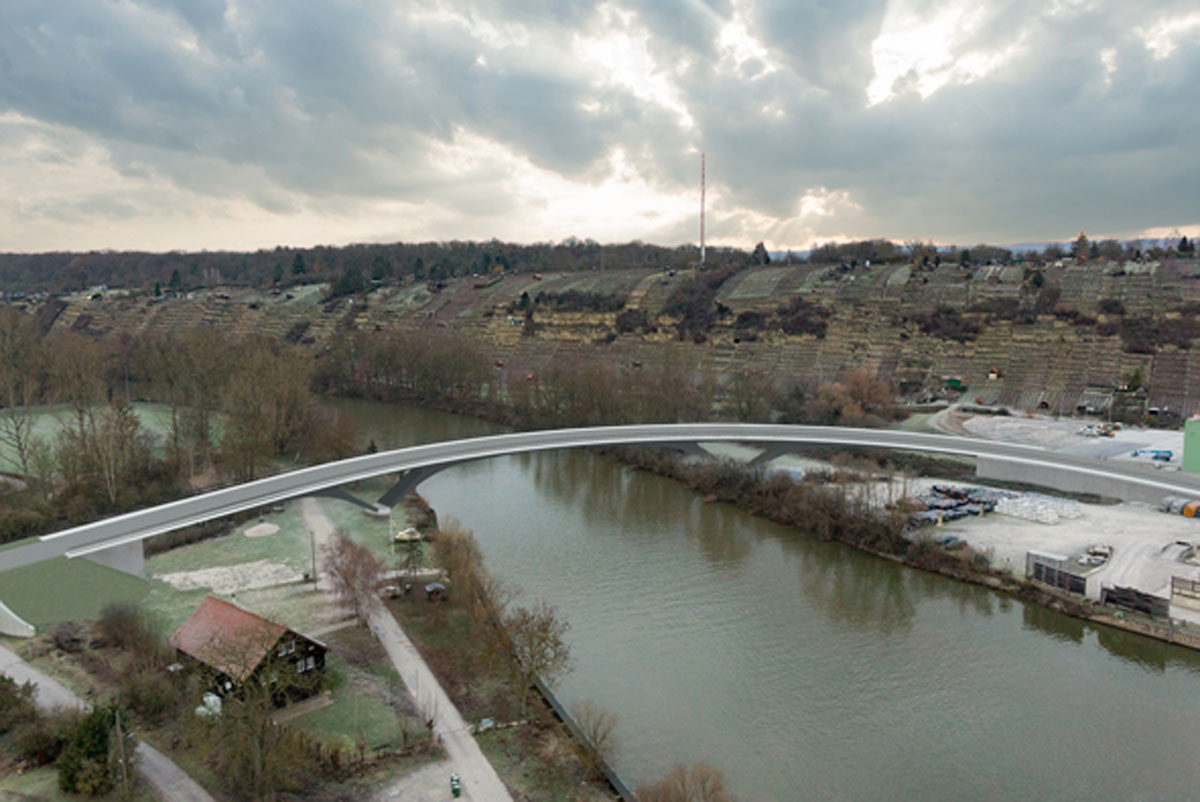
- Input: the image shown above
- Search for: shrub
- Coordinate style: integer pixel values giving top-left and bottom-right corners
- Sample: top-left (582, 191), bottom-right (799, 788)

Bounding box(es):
top-left (911, 306), bottom-right (980, 342)
top-left (615, 308), bottom-right (648, 333)
top-left (1098, 298), bottom-right (1125, 315)
top-left (96, 602), bottom-right (152, 651)
top-left (120, 671), bottom-right (178, 722)
top-left (0, 675), bottom-right (37, 733)
top-left (48, 622), bottom-right (85, 654)
top-left (775, 297), bottom-right (829, 337)
top-left (58, 705), bottom-right (127, 795)
top-left (733, 310), bottom-right (766, 330)
top-left (16, 709), bottom-right (78, 766)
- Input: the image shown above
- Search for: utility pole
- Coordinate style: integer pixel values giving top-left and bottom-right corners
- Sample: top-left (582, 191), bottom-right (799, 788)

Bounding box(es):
top-left (310, 527), bottom-right (317, 585)
top-left (700, 151), bottom-right (706, 266)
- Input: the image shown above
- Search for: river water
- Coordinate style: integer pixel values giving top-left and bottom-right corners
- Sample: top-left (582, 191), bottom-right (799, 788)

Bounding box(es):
top-left (330, 397), bottom-right (1200, 800)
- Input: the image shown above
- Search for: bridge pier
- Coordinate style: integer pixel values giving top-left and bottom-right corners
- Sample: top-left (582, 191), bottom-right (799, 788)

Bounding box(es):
top-left (746, 443), bottom-right (799, 469)
top-left (377, 464), bottom-right (458, 508)
top-left (656, 442), bottom-right (715, 460)
top-left (82, 540), bottom-right (145, 578)
top-left (303, 486), bottom-right (389, 517)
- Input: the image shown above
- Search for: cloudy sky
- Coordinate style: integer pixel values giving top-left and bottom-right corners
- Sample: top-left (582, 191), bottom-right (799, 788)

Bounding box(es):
top-left (1, 0), bottom-right (1198, 253)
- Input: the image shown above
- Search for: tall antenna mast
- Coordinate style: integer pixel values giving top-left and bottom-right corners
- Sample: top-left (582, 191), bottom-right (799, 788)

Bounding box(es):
top-left (700, 151), bottom-right (706, 266)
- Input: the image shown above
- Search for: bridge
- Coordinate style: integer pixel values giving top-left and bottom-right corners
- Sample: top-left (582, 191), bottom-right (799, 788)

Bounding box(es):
top-left (5, 423), bottom-right (1200, 576)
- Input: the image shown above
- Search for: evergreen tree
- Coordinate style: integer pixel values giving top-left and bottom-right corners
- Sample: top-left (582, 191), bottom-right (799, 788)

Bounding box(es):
top-left (751, 242), bottom-right (771, 265)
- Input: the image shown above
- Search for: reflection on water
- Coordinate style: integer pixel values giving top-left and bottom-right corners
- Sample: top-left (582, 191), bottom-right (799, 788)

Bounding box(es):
top-left (1024, 598), bottom-right (1086, 645)
top-left (329, 397), bottom-right (1200, 800)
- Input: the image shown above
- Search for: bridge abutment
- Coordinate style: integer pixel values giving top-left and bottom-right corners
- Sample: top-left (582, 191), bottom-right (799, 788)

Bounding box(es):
top-left (81, 540), bottom-right (145, 578)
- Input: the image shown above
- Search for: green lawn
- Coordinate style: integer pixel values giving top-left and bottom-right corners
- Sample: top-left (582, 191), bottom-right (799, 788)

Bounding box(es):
top-left (0, 557), bottom-right (149, 627)
top-left (0, 764), bottom-right (161, 801)
top-left (293, 646), bottom-right (422, 751)
top-left (146, 502), bottom-right (312, 576)
top-left (319, 476), bottom-right (404, 561)
top-left (0, 402), bottom-right (181, 472)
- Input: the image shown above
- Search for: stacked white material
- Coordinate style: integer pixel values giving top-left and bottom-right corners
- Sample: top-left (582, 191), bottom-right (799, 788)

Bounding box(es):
top-left (995, 493), bottom-right (1082, 525)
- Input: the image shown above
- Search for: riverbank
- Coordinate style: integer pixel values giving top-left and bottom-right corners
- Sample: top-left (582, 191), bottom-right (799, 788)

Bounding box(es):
top-left (383, 519), bottom-right (617, 801)
top-left (322, 386), bottom-right (1200, 655)
top-left (604, 443), bottom-right (1200, 653)
top-left (332, 396), bottom-right (1200, 800)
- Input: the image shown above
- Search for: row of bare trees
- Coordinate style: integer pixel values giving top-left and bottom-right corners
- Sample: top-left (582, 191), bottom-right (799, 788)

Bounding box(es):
top-left (317, 328), bottom-right (897, 429)
top-left (0, 313), bottom-right (356, 542)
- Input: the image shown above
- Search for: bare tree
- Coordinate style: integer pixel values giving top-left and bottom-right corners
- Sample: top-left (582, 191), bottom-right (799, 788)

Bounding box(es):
top-left (323, 530), bottom-right (382, 625)
top-left (221, 336), bottom-right (312, 481)
top-left (92, 399), bottom-right (151, 506)
top-left (503, 599), bottom-right (571, 716)
top-left (192, 636), bottom-right (323, 801)
top-left (571, 699), bottom-right (618, 780)
top-left (0, 308), bottom-right (43, 478)
top-left (635, 763), bottom-right (734, 802)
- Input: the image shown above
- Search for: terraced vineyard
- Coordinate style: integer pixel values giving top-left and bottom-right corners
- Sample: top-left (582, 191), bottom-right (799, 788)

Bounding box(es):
top-left (25, 257), bottom-right (1200, 416)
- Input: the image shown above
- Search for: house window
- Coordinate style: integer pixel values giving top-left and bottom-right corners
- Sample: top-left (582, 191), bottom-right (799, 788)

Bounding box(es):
top-left (296, 655), bottom-right (316, 673)
top-left (277, 640), bottom-right (295, 657)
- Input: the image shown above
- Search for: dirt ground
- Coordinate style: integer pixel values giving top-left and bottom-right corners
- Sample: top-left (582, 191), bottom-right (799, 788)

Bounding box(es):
top-left (372, 759), bottom-right (458, 801)
top-left (153, 559), bottom-right (303, 595)
top-left (957, 411), bottom-right (1185, 466)
top-left (938, 499), bottom-right (1200, 596)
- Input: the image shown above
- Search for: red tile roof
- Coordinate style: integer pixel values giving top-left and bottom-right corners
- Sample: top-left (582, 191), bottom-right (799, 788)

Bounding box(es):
top-left (168, 595), bottom-right (288, 682)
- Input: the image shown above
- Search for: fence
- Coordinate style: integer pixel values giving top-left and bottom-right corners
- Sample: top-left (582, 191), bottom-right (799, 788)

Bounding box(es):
top-left (0, 599), bottom-right (35, 638)
top-left (534, 675), bottom-right (635, 802)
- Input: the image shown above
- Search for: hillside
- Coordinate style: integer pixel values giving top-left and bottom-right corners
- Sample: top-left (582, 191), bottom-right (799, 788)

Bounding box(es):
top-left (14, 256), bottom-right (1200, 420)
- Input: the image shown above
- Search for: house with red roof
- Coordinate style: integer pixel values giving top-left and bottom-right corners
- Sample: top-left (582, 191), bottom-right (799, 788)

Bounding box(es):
top-left (168, 595), bottom-right (327, 700)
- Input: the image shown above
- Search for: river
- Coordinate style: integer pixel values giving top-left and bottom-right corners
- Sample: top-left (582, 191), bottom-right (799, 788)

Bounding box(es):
top-left (330, 397), bottom-right (1200, 800)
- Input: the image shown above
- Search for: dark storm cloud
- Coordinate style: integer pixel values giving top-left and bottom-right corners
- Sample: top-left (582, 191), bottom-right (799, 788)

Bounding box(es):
top-left (0, 0), bottom-right (1197, 249)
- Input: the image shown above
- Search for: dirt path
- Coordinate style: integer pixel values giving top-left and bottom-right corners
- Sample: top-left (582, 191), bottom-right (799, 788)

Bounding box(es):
top-left (0, 642), bottom-right (216, 802)
top-left (299, 497), bottom-right (339, 592)
top-left (929, 404), bottom-right (974, 436)
top-left (373, 758), bottom-right (458, 801)
top-left (299, 499), bottom-right (513, 801)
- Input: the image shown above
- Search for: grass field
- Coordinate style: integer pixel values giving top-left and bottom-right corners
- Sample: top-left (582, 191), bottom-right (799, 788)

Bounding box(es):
top-left (0, 402), bottom-right (179, 473)
top-left (0, 764), bottom-right (160, 801)
top-left (319, 477), bottom-right (401, 561)
top-left (297, 655), bottom-right (418, 750)
top-left (0, 557), bottom-right (149, 627)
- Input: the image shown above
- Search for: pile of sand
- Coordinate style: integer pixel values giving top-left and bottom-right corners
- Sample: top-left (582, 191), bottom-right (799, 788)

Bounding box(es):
top-left (244, 523), bottom-right (280, 538)
top-left (154, 560), bottom-right (302, 595)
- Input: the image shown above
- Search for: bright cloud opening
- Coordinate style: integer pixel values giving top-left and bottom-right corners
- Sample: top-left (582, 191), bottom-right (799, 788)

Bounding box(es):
top-left (866, 0), bottom-right (1022, 106)
top-left (1137, 12), bottom-right (1200, 60)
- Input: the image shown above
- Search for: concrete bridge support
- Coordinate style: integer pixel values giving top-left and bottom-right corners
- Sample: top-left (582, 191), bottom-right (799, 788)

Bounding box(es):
top-left (377, 464), bottom-right (460, 508)
top-left (82, 540), bottom-right (145, 578)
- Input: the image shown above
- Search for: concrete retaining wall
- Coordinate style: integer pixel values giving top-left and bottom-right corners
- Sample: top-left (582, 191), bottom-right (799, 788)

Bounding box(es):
top-left (0, 599), bottom-right (35, 638)
top-left (1171, 578), bottom-right (1200, 613)
top-left (976, 456), bottom-right (1169, 504)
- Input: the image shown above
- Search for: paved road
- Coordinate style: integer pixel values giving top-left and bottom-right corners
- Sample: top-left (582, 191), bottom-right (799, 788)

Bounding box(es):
top-left (0, 642), bottom-right (216, 802)
top-left (10, 423), bottom-right (1200, 572)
